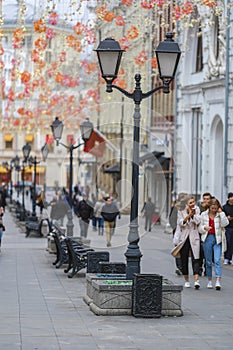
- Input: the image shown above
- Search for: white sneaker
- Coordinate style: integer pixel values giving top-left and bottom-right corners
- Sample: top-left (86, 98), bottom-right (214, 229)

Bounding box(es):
top-left (223, 259), bottom-right (229, 265)
top-left (194, 280), bottom-right (200, 289)
top-left (215, 280), bottom-right (221, 290)
top-left (207, 281), bottom-right (213, 289)
top-left (230, 261), bottom-right (233, 266)
top-left (184, 281), bottom-right (191, 288)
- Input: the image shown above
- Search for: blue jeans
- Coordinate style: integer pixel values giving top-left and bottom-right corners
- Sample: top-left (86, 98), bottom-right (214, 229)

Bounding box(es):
top-left (203, 234), bottom-right (222, 278)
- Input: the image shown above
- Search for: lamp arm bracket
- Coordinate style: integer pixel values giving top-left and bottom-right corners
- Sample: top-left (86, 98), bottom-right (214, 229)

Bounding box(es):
top-left (58, 141), bottom-right (70, 150)
top-left (142, 85), bottom-right (164, 100)
top-left (111, 84), bottom-right (134, 100)
top-left (73, 142), bottom-right (85, 150)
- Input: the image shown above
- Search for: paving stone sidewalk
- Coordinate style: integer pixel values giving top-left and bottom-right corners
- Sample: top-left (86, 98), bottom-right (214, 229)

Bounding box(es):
top-left (0, 208), bottom-right (233, 350)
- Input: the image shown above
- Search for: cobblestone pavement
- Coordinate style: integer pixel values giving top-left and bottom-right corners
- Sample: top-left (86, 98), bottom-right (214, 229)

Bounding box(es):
top-left (0, 206), bottom-right (233, 350)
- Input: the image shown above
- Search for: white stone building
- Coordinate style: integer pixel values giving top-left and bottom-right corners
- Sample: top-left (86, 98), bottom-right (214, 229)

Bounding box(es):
top-left (174, 2), bottom-right (233, 204)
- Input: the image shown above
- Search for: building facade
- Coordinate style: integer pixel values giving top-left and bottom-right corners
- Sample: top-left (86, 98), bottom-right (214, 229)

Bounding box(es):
top-left (174, 1), bottom-right (233, 203)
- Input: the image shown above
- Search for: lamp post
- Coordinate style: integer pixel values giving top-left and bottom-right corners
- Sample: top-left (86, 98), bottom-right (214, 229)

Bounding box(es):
top-left (50, 117), bottom-right (93, 236)
top-left (13, 155), bottom-right (20, 199)
top-left (28, 144), bottom-right (49, 219)
top-left (19, 143), bottom-right (32, 221)
top-left (95, 32), bottom-right (181, 279)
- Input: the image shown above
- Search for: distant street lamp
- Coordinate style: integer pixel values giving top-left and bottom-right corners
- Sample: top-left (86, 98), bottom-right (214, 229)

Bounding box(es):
top-left (28, 144), bottom-right (49, 219)
top-left (13, 155), bottom-right (20, 198)
top-left (17, 142), bottom-right (32, 221)
top-left (95, 32), bottom-right (181, 279)
top-left (50, 117), bottom-right (93, 236)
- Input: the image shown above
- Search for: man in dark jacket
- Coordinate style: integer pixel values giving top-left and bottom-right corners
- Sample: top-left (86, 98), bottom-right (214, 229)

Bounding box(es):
top-left (76, 193), bottom-right (93, 238)
top-left (141, 197), bottom-right (155, 231)
top-left (101, 197), bottom-right (119, 247)
top-left (223, 192), bottom-right (233, 265)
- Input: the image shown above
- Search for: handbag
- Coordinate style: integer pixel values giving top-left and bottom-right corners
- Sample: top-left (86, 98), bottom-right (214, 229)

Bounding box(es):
top-left (171, 241), bottom-right (184, 258)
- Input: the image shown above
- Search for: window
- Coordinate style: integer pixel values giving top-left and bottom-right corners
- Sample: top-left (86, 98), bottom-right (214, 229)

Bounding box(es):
top-left (191, 109), bottom-right (202, 198)
top-left (4, 134), bottom-right (13, 150)
top-left (195, 26), bottom-right (203, 72)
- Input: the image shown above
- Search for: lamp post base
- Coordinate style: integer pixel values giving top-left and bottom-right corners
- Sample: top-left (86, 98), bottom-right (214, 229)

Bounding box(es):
top-left (125, 243), bottom-right (143, 280)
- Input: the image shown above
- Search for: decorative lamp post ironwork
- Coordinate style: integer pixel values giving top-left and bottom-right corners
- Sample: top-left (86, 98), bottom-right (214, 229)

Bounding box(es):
top-left (41, 143), bottom-right (49, 162)
top-left (13, 155), bottom-right (20, 198)
top-left (95, 32), bottom-right (181, 279)
top-left (28, 146), bottom-right (48, 219)
top-left (50, 117), bottom-right (93, 236)
top-left (19, 143), bottom-right (31, 221)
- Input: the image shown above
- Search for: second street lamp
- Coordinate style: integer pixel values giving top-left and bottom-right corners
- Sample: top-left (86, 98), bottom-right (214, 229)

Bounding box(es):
top-left (95, 32), bottom-right (181, 279)
top-left (50, 117), bottom-right (93, 236)
top-left (28, 145), bottom-right (49, 219)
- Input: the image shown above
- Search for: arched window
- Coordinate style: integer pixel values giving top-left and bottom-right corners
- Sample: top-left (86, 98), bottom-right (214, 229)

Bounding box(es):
top-left (195, 26), bottom-right (203, 72)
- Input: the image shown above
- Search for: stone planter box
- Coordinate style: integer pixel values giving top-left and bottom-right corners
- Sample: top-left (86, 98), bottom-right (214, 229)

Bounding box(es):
top-left (83, 273), bottom-right (126, 306)
top-left (85, 275), bottom-right (183, 317)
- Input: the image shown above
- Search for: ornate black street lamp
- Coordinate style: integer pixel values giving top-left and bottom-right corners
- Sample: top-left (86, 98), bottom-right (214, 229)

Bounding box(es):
top-left (95, 32), bottom-right (181, 279)
top-left (28, 144), bottom-right (49, 219)
top-left (50, 117), bottom-right (93, 236)
top-left (18, 142), bottom-right (32, 221)
top-left (13, 155), bottom-right (21, 198)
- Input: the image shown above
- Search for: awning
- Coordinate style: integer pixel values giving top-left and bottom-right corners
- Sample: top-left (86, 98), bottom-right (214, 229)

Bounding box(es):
top-left (103, 164), bottom-right (120, 174)
top-left (24, 166), bottom-right (45, 174)
top-left (84, 129), bottom-right (106, 158)
top-left (145, 156), bottom-right (170, 170)
top-left (0, 165), bottom-right (8, 173)
top-left (25, 134), bottom-right (34, 142)
top-left (4, 134), bottom-right (13, 142)
top-left (139, 151), bottom-right (164, 164)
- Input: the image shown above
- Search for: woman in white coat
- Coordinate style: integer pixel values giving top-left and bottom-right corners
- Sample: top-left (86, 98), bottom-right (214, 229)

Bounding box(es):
top-left (198, 198), bottom-right (229, 290)
top-left (174, 195), bottom-right (201, 289)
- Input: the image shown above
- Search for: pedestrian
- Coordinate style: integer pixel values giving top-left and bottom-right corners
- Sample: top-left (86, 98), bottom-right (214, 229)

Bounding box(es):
top-left (199, 198), bottom-right (229, 290)
top-left (50, 192), bottom-right (69, 226)
top-left (0, 184), bottom-right (7, 210)
top-left (198, 192), bottom-right (212, 213)
top-left (109, 193), bottom-right (120, 235)
top-left (91, 193), bottom-right (97, 231)
top-left (198, 192), bottom-right (212, 276)
top-left (101, 196), bottom-right (120, 247)
top-left (36, 190), bottom-right (45, 215)
top-left (0, 206), bottom-right (5, 252)
top-left (93, 195), bottom-right (105, 236)
top-left (222, 192), bottom-right (233, 265)
top-left (169, 193), bottom-right (187, 276)
top-left (76, 192), bottom-right (93, 238)
top-left (173, 195), bottom-right (201, 289)
top-left (141, 197), bottom-right (155, 231)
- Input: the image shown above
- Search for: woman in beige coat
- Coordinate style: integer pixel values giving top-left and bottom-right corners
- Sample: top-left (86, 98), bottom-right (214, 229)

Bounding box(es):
top-left (174, 195), bottom-right (201, 289)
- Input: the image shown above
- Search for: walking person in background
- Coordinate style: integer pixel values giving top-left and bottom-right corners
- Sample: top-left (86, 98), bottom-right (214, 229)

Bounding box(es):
top-left (93, 195), bottom-right (105, 236)
top-left (169, 193), bottom-right (187, 276)
top-left (101, 197), bottom-right (120, 247)
top-left (222, 192), bottom-right (233, 265)
top-left (91, 193), bottom-right (97, 231)
top-left (141, 197), bottom-right (155, 232)
top-left (174, 195), bottom-right (201, 289)
top-left (199, 198), bottom-right (229, 290)
top-left (0, 184), bottom-right (7, 210)
top-left (76, 193), bottom-right (93, 238)
top-left (198, 192), bottom-right (212, 276)
top-left (0, 206), bottom-right (5, 252)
